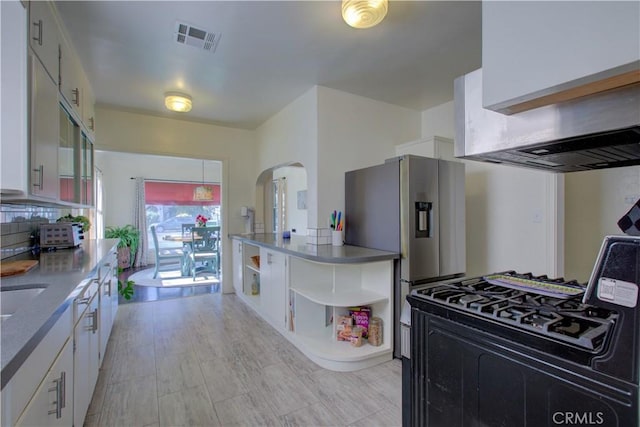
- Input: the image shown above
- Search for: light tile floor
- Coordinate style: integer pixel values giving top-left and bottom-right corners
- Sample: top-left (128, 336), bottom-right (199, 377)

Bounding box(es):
top-left (85, 292), bottom-right (402, 427)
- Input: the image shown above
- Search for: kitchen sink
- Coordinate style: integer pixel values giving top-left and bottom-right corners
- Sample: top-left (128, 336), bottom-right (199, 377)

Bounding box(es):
top-left (1, 285), bottom-right (48, 322)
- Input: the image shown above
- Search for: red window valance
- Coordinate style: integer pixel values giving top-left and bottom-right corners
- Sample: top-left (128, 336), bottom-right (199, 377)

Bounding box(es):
top-left (145, 181), bottom-right (220, 206)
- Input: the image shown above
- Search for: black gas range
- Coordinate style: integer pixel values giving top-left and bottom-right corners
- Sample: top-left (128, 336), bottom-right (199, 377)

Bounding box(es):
top-left (404, 235), bottom-right (640, 427)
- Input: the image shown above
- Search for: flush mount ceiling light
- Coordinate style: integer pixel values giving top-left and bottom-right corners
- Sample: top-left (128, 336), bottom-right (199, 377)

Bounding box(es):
top-left (164, 92), bottom-right (192, 113)
top-left (342, 0), bottom-right (388, 29)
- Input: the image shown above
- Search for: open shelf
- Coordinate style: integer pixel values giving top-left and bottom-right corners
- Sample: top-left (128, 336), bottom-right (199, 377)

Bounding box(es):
top-left (290, 286), bottom-right (387, 307)
top-left (245, 264), bottom-right (260, 274)
top-left (231, 236), bottom-right (394, 372)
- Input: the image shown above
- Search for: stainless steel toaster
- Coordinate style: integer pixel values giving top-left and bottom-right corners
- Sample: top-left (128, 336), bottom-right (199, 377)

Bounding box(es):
top-left (40, 223), bottom-right (84, 248)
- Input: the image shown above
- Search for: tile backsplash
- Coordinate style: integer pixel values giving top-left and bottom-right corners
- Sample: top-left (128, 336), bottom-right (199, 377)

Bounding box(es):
top-left (0, 204), bottom-right (61, 260)
top-left (306, 227), bottom-right (331, 245)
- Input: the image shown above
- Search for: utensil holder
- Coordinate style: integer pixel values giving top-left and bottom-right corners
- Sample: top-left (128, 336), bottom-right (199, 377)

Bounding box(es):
top-left (332, 230), bottom-right (343, 246)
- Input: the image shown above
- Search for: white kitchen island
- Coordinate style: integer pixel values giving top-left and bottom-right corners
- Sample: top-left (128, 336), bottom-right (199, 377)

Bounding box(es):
top-left (230, 233), bottom-right (398, 372)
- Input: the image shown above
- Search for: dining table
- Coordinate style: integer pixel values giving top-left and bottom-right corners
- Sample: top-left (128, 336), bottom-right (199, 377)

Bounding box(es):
top-left (162, 227), bottom-right (220, 276)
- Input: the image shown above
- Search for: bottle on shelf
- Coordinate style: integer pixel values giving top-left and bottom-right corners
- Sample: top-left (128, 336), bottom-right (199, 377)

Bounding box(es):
top-left (369, 317), bottom-right (383, 346)
top-left (251, 273), bottom-right (259, 295)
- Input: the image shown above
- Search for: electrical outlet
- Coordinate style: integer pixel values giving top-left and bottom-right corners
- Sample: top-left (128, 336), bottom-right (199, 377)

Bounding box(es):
top-left (532, 208), bottom-right (543, 223)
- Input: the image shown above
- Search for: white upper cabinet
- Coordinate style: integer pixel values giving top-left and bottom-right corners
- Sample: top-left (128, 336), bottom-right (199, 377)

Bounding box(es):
top-left (1, 0), bottom-right (28, 195)
top-left (28, 0), bottom-right (60, 84)
top-left (81, 72), bottom-right (96, 137)
top-left (482, 1), bottom-right (640, 114)
top-left (395, 136), bottom-right (455, 162)
top-left (59, 34), bottom-right (83, 117)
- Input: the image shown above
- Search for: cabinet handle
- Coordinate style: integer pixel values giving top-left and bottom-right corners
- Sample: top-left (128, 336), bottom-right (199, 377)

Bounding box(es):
top-left (32, 19), bottom-right (43, 46)
top-left (267, 253), bottom-right (273, 265)
top-left (72, 88), bottom-right (80, 107)
top-left (91, 308), bottom-right (98, 333)
top-left (47, 371), bottom-right (64, 418)
top-left (77, 296), bottom-right (90, 306)
top-left (89, 117), bottom-right (95, 131)
top-left (59, 371), bottom-right (66, 409)
top-left (32, 165), bottom-right (43, 189)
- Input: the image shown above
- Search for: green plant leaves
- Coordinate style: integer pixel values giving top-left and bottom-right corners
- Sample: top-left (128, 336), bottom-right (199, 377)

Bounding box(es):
top-left (116, 266), bottom-right (135, 300)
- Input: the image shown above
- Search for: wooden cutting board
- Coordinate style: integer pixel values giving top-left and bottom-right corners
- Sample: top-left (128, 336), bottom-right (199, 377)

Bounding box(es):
top-left (0, 260), bottom-right (39, 277)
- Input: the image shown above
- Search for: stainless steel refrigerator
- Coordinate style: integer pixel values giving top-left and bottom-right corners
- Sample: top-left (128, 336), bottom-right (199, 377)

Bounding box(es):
top-left (345, 155), bottom-right (466, 357)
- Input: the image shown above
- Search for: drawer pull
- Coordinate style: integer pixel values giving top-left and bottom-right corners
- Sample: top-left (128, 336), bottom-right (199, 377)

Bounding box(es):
top-left (32, 19), bottom-right (43, 46)
top-left (47, 371), bottom-right (64, 418)
top-left (72, 88), bottom-right (80, 107)
top-left (91, 308), bottom-right (98, 333)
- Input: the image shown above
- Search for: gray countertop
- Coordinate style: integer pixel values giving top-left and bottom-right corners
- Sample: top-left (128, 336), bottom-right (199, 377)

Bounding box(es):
top-left (1, 239), bottom-right (118, 388)
top-left (229, 233), bottom-right (399, 263)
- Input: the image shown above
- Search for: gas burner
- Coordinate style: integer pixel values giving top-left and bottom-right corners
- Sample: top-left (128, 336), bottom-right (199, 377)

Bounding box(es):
top-left (413, 272), bottom-right (618, 351)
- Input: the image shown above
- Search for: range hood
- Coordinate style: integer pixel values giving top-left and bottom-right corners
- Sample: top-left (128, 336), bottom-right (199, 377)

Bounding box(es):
top-left (454, 69), bottom-right (640, 173)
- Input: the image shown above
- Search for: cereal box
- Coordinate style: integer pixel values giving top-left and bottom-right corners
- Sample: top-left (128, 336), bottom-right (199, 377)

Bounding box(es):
top-left (349, 306), bottom-right (371, 338)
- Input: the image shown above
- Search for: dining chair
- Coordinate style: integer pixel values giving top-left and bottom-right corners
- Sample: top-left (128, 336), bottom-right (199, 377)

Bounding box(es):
top-left (189, 226), bottom-right (219, 280)
top-left (181, 223), bottom-right (196, 244)
top-left (150, 225), bottom-right (185, 278)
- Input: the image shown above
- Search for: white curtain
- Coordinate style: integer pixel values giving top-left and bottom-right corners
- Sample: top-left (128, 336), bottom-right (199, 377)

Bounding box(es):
top-left (133, 177), bottom-right (148, 268)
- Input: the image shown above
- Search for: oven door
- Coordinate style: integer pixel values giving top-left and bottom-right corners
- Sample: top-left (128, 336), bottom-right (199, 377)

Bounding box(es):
top-left (410, 309), bottom-right (637, 427)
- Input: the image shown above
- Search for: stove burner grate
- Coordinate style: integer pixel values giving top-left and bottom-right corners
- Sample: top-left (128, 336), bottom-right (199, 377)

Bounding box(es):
top-left (415, 271), bottom-right (617, 351)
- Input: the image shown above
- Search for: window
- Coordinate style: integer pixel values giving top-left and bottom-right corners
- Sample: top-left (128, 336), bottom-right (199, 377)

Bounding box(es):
top-left (272, 177), bottom-right (286, 233)
top-left (146, 181), bottom-right (221, 255)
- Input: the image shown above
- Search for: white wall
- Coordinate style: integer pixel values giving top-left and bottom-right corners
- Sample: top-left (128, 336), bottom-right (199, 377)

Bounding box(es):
top-left (317, 86), bottom-right (421, 228)
top-left (421, 101), bottom-right (454, 139)
top-left (421, 102), bottom-right (556, 278)
top-left (95, 107), bottom-right (257, 293)
top-left (257, 87), bottom-right (318, 227)
top-left (565, 166), bottom-right (640, 282)
top-left (257, 85), bottom-right (421, 230)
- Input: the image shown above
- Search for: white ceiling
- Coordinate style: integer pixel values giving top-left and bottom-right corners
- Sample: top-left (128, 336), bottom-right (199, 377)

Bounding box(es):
top-left (54, 1), bottom-right (482, 130)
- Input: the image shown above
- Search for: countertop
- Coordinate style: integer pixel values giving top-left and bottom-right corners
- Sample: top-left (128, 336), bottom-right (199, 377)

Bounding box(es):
top-left (1, 239), bottom-right (118, 388)
top-left (229, 233), bottom-right (399, 263)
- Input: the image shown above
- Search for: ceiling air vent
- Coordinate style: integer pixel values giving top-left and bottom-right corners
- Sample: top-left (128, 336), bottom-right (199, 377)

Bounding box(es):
top-left (174, 21), bottom-right (221, 52)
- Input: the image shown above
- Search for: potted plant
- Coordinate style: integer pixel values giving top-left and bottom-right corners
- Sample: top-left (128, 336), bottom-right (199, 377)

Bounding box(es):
top-left (105, 224), bottom-right (140, 269)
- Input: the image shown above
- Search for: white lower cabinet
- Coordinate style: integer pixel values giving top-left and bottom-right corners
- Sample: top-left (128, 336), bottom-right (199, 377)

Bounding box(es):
top-left (1, 305), bottom-right (73, 427)
top-left (98, 252), bottom-right (118, 365)
top-left (260, 248), bottom-right (287, 330)
top-left (15, 338), bottom-right (73, 427)
top-left (0, 244), bottom-right (119, 427)
top-left (232, 239), bottom-right (243, 295)
top-left (73, 283), bottom-right (100, 427)
top-left (231, 238), bottom-right (393, 371)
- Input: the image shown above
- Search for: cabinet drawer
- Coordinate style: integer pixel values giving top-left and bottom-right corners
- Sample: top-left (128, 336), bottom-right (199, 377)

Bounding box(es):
top-left (15, 338), bottom-right (73, 427)
top-left (1, 304), bottom-right (72, 427)
top-left (74, 279), bottom-right (99, 322)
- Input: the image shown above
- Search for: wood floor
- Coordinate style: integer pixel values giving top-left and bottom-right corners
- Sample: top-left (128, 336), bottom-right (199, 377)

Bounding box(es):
top-left (85, 292), bottom-right (402, 426)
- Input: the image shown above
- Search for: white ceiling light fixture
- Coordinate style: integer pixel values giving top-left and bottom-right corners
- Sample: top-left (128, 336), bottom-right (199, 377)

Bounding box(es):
top-left (164, 92), bottom-right (192, 113)
top-left (342, 0), bottom-right (388, 29)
